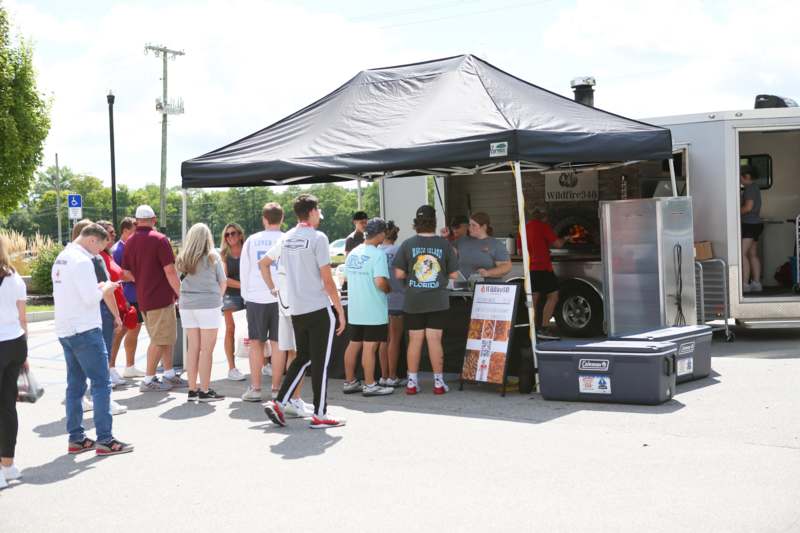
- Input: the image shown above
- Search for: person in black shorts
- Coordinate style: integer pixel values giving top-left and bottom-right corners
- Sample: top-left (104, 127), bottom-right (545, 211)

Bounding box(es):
top-left (524, 208), bottom-right (571, 335)
top-left (392, 205), bottom-right (459, 395)
top-left (740, 166), bottom-right (764, 292)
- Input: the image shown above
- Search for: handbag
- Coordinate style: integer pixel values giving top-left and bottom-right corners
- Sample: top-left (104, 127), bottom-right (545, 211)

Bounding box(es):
top-left (17, 367), bottom-right (45, 403)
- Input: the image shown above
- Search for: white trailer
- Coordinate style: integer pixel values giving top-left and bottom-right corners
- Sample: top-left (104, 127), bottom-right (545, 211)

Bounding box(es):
top-left (649, 107), bottom-right (800, 329)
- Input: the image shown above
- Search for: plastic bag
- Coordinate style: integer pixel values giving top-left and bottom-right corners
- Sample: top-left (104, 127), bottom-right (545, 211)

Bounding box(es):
top-left (17, 367), bottom-right (45, 403)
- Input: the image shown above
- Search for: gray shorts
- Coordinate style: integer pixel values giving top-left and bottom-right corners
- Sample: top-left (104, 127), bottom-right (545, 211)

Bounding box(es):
top-left (246, 302), bottom-right (279, 342)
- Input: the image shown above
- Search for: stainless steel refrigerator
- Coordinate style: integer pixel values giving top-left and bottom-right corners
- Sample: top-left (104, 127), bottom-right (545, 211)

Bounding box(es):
top-left (600, 197), bottom-right (697, 336)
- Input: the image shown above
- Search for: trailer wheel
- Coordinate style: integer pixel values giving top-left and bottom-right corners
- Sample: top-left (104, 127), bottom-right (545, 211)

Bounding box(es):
top-left (555, 282), bottom-right (604, 338)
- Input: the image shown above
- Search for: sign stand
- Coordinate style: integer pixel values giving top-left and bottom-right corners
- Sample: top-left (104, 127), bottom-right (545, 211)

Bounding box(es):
top-left (459, 282), bottom-right (522, 397)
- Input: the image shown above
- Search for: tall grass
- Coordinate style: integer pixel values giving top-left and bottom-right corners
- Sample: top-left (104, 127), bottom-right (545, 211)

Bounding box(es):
top-left (0, 230), bottom-right (56, 276)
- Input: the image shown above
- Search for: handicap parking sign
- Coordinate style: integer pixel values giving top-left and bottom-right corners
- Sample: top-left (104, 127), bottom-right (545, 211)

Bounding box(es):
top-left (67, 194), bottom-right (82, 219)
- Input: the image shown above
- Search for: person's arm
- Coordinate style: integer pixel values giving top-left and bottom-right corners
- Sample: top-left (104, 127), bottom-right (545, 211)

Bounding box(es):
top-left (102, 287), bottom-right (122, 328)
top-left (258, 255), bottom-right (277, 295)
top-left (16, 275), bottom-right (28, 336)
top-left (163, 264), bottom-right (181, 297)
top-left (373, 249), bottom-right (391, 294)
top-left (392, 241), bottom-right (408, 280)
top-left (545, 224), bottom-right (570, 249)
top-left (374, 276), bottom-right (391, 294)
top-left (239, 240), bottom-right (250, 298)
top-left (741, 199), bottom-right (754, 215)
top-left (321, 265), bottom-right (346, 336)
top-left (477, 242), bottom-right (513, 278)
top-left (446, 242), bottom-right (460, 279)
top-left (216, 259), bottom-right (227, 297)
top-left (222, 257), bottom-right (241, 289)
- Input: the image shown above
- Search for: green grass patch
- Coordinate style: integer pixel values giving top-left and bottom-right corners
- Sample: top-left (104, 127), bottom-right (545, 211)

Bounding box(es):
top-left (26, 304), bottom-right (54, 313)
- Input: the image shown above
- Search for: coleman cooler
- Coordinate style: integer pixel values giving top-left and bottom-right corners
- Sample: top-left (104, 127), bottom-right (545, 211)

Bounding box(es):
top-left (536, 340), bottom-right (677, 405)
top-left (615, 325), bottom-right (712, 383)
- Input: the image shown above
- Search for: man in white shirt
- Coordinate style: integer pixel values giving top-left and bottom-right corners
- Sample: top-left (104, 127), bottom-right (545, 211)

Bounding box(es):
top-left (239, 202), bottom-right (284, 402)
top-left (52, 223), bottom-right (133, 456)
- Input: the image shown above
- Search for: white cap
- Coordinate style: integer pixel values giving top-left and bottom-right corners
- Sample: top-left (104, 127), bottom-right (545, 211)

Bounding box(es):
top-left (135, 205), bottom-right (156, 219)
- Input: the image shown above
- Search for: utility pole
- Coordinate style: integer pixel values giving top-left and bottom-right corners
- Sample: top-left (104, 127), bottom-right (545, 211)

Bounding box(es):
top-left (144, 43), bottom-right (185, 233)
top-left (107, 91), bottom-right (118, 230)
top-left (55, 153), bottom-right (62, 243)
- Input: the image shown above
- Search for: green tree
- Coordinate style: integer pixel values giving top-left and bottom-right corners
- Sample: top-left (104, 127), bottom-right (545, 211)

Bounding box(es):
top-left (0, 5), bottom-right (51, 215)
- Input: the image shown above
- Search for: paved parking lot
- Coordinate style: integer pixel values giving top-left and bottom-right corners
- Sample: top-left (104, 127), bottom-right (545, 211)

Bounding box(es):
top-left (1, 321), bottom-right (799, 533)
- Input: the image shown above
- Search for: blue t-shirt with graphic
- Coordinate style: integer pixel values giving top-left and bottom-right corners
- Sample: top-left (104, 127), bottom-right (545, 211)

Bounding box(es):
top-left (345, 243), bottom-right (390, 325)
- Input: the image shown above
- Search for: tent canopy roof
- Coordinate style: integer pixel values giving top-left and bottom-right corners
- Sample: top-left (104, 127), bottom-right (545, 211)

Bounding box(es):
top-left (181, 54), bottom-right (672, 188)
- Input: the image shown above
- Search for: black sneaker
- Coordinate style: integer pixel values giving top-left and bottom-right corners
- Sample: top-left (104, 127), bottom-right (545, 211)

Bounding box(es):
top-left (198, 389), bottom-right (225, 402)
top-left (187, 390), bottom-right (198, 402)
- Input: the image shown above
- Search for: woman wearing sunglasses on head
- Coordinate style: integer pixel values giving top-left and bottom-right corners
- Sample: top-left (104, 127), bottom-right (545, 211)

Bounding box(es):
top-left (220, 223), bottom-right (246, 381)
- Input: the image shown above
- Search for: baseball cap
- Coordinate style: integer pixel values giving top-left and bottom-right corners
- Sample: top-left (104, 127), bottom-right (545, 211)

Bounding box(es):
top-left (352, 211), bottom-right (368, 221)
top-left (415, 205), bottom-right (436, 219)
top-left (135, 205), bottom-right (156, 219)
top-left (364, 217), bottom-right (387, 238)
top-left (449, 215), bottom-right (469, 227)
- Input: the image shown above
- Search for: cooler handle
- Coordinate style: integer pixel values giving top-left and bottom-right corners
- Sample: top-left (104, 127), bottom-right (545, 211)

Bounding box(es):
top-left (663, 355), bottom-right (675, 376)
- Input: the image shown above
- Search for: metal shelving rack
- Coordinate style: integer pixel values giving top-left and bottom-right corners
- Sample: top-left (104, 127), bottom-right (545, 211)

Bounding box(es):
top-left (695, 258), bottom-right (733, 341)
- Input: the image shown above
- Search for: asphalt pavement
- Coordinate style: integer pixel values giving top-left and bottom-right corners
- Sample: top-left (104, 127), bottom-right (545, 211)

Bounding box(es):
top-left (1, 321), bottom-right (799, 533)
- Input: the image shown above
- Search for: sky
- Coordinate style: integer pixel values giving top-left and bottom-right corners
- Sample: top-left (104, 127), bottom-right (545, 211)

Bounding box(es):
top-left (5, 0), bottom-right (800, 191)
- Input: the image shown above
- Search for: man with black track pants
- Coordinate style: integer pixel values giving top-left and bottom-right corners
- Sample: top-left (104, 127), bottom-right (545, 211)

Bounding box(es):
top-left (262, 194), bottom-right (347, 429)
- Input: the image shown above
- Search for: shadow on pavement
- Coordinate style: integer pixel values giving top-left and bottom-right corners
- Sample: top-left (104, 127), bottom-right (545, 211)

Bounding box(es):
top-left (676, 370), bottom-right (721, 394)
top-left (21, 453), bottom-right (103, 485)
top-left (33, 417), bottom-right (94, 439)
top-left (160, 401), bottom-right (216, 420)
top-left (258, 424), bottom-right (344, 460)
top-left (115, 391), bottom-right (176, 411)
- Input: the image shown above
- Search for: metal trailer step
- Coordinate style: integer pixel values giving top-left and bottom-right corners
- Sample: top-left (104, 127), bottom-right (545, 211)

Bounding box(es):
top-left (737, 318), bottom-right (800, 329)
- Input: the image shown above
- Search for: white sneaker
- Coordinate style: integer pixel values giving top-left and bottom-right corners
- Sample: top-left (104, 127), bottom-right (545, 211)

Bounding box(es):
top-left (227, 368), bottom-right (246, 381)
top-left (82, 397), bottom-right (94, 411)
top-left (0, 471), bottom-right (7, 489)
top-left (742, 282), bottom-right (752, 293)
top-left (123, 366), bottom-right (146, 378)
top-left (109, 368), bottom-right (126, 387)
top-left (111, 400), bottom-right (128, 416)
top-left (261, 364), bottom-right (273, 377)
top-left (241, 386), bottom-right (263, 402)
top-left (750, 280), bottom-right (763, 292)
top-left (362, 382), bottom-right (394, 396)
top-left (284, 398), bottom-right (314, 418)
top-left (1, 465), bottom-right (21, 481)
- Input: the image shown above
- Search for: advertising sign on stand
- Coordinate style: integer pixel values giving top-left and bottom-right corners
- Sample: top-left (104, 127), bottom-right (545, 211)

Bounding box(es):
top-left (461, 282), bottom-right (520, 396)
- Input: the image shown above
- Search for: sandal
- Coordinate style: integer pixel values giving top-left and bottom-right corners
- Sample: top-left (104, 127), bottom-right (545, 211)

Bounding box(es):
top-left (68, 437), bottom-right (96, 455)
top-left (96, 439), bottom-right (134, 456)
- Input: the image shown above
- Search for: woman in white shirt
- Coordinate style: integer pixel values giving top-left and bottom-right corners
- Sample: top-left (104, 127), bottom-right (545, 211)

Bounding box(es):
top-left (0, 235), bottom-right (28, 488)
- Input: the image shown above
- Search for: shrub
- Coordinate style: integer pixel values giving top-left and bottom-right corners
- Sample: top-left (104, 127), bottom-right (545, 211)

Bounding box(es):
top-left (30, 243), bottom-right (63, 294)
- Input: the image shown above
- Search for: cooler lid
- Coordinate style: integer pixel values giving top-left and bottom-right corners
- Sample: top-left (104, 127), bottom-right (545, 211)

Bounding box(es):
top-left (617, 325), bottom-right (712, 342)
top-left (536, 340), bottom-right (676, 354)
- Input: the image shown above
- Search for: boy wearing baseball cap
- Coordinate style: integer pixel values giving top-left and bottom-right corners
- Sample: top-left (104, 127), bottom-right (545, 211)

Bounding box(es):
top-left (342, 218), bottom-right (394, 397)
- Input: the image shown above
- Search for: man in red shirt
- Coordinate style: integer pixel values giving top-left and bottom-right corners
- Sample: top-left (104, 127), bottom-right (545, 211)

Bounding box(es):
top-left (524, 208), bottom-right (570, 335)
top-left (121, 205), bottom-right (185, 391)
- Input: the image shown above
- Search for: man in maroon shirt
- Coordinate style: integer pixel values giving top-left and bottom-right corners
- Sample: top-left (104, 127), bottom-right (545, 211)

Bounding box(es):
top-left (121, 205), bottom-right (185, 391)
top-left (524, 208), bottom-right (571, 335)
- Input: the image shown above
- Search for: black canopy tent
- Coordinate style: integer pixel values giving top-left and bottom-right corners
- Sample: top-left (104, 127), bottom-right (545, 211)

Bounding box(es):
top-left (180, 54), bottom-right (675, 375)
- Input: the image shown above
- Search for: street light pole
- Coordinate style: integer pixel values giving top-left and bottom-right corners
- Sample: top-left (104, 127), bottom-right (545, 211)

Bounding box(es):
top-left (107, 91), bottom-right (118, 229)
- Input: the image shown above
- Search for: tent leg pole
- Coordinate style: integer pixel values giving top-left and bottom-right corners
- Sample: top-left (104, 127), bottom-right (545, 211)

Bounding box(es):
top-left (512, 161), bottom-right (538, 390)
top-left (357, 178), bottom-right (363, 209)
top-left (668, 158), bottom-right (678, 197)
top-left (181, 188), bottom-right (188, 363)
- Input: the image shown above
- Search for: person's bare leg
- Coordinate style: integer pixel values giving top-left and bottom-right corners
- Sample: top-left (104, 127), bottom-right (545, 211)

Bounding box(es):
top-left (185, 328), bottom-right (201, 391)
top-left (425, 329), bottom-right (444, 374)
top-left (406, 330), bottom-right (425, 373)
top-left (160, 344), bottom-right (174, 371)
top-left (248, 340), bottom-right (264, 390)
top-left (110, 326), bottom-right (126, 368)
top-left (146, 343), bottom-right (160, 376)
top-left (378, 342), bottom-right (389, 380)
top-left (123, 323), bottom-right (141, 367)
top-left (747, 240), bottom-right (762, 283)
top-left (199, 328), bottom-right (218, 391)
top-left (741, 238), bottom-right (753, 284)
top-left (223, 310), bottom-right (236, 370)
top-left (344, 340), bottom-right (362, 382)
top-left (542, 291), bottom-right (559, 326)
top-left (0, 457), bottom-right (12, 467)
top-left (388, 315), bottom-right (403, 379)
top-left (362, 341), bottom-right (379, 385)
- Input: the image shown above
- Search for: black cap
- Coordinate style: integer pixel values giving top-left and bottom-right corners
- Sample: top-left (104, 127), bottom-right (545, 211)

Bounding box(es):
top-left (365, 217), bottom-right (387, 237)
top-left (449, 215), bottom-right (469, 227)
top-left (352, 211), bottom-right (368, 221)
top-left (415, 205), bottom-right (436, 219)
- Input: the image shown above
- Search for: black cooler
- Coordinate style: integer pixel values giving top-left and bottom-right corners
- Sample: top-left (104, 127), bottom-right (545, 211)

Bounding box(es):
top-left (536, 340), bottom-right (677, 405)
top-left (615, 325), bottom-right (712, 383)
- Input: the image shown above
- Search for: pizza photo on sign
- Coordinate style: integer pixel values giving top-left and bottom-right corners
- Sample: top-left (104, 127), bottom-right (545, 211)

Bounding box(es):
top-left (481, 320), bottom-right (496, 339)
top-left (487, 352), bottom-right (507, 383)
top-left (462, 350), bottom-right (480, 381)
top-left (493, 320), bottom-right (510, 343)
top-left (468, 319), bottom-right (483, 340)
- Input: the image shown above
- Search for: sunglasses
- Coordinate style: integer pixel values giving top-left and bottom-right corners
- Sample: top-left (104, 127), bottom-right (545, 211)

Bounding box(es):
top-left (224, 231), bottom-right (240, 237)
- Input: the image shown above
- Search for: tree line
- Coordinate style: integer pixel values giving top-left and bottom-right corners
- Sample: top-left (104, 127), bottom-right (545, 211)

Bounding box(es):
top-left (1, 165), bottom-right (382, 245)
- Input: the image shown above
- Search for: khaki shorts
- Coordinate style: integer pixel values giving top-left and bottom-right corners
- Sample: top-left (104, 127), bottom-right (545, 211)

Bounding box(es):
top-left (144, 304), bottom-right (177, 346)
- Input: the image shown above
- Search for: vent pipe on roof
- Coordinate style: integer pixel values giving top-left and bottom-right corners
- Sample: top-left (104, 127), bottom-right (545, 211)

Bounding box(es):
top-left (571, 76), bottom-right (596, 107)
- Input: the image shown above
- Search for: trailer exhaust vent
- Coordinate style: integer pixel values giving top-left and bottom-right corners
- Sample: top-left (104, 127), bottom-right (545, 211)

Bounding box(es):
top-left (571, 76), bottom-right (596, 107)
top-left (754, 94), bottom-right (798, 109)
